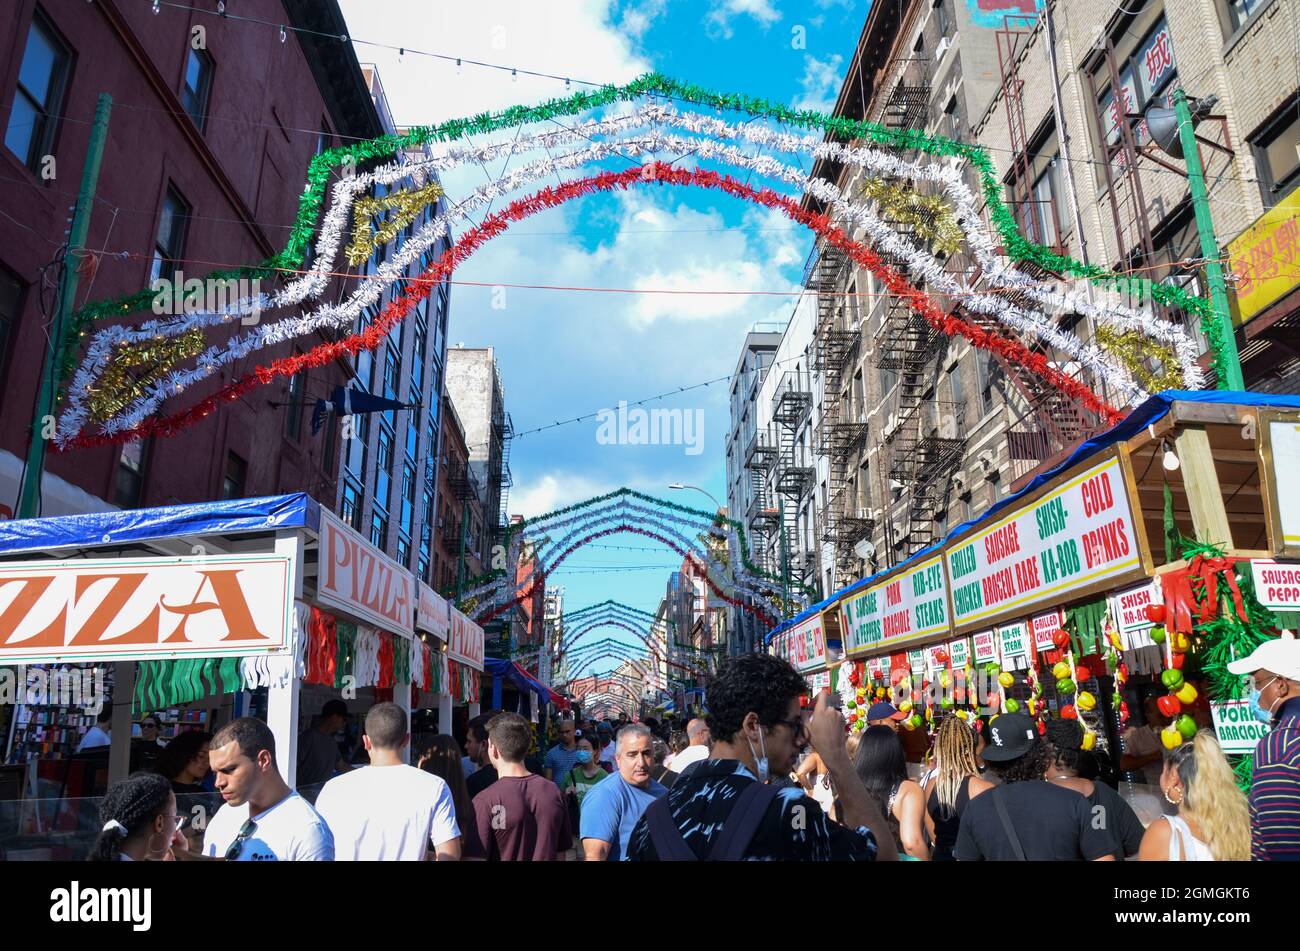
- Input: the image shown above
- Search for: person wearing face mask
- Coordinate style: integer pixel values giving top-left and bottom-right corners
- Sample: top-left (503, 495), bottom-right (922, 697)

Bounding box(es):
top-left (625, 653), bottom-right (898, 862)
top-left (561, 735), bottom-right (609, 805)
top-left (1227, 633), bottom-right (1300, 860)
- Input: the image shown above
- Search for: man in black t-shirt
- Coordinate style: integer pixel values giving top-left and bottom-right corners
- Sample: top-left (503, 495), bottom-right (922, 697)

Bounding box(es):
top-left (954, 713), bottom-right (1115, 862)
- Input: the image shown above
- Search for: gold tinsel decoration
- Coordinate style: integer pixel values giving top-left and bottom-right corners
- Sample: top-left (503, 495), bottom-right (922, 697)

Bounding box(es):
top-left (859, 178), bottom-right (964, 256)
top-left (85, 329), bottom-right (207, 424)
top-left (1095, 324), bottom-right (1184, 393)
top-left (346, 181), bottom-right (446, 267)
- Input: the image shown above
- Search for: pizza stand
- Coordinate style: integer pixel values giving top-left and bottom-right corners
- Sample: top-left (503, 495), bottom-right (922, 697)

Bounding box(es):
top-left (768, 390), bottom-right (1300, 762)
top-left (0, 492), bottom-right (474, 802)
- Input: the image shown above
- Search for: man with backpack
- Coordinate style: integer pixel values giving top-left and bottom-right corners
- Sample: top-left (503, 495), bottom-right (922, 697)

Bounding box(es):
top-left (624, 653), bottom-right (897, 862)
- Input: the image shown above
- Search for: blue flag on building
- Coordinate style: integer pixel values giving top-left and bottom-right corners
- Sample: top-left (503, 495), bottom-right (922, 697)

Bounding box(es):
top-left (311, 385), bottom-right (412, 435)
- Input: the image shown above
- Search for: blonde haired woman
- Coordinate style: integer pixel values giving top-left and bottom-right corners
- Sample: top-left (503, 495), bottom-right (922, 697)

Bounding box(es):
top-left (923, 716), bottom-right (993, 861)
top-left (1138, 731), bottom-right (1251, 861)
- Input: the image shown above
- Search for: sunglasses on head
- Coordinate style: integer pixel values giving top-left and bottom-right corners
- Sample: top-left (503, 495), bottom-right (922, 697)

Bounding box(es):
top-left (224, 818), bottom-right (257, 861)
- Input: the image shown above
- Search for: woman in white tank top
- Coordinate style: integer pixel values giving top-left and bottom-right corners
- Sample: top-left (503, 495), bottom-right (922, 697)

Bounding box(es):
top-left (1137, 732), bottom-right (1250, 861)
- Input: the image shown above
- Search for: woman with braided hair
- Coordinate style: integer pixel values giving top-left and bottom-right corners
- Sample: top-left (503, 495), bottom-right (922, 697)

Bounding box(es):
top-left (923, 716), bottom-right (993, 861)
top-left (87, 772), bottom-right (187, 861)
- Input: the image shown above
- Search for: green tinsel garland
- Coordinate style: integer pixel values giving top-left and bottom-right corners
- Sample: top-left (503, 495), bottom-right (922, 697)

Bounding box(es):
top-left (335, 621), bottom-right (357, 690)
top-left (61, 73), bottom-right (1214, 388)
top-left (1065, 599), bottom-right (1109, 657)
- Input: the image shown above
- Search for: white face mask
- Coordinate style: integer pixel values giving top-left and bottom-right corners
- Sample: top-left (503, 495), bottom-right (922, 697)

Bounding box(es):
top-left (746, 723), bottom-right (770, 783)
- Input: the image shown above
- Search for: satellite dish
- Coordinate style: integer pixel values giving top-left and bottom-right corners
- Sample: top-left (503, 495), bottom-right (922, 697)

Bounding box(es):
top-left (854, 538), bottom-right (876, 561)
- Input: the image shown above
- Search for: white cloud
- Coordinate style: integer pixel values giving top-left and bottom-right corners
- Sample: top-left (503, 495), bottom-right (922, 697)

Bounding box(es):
top-left (621, 0), bottom-right (670, 40)
top-left (704, 0), bottom-right (783, 40)
top-left (791, 53), bottom-right (844, 113)
top-left (337, 0), bottom-right (651, 127)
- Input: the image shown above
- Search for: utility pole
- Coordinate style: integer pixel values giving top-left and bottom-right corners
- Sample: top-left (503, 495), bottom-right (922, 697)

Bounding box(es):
top-left (18, 93), bottom-right (112, 519)
top-left (1172, 87), bottom-right (1245, 390)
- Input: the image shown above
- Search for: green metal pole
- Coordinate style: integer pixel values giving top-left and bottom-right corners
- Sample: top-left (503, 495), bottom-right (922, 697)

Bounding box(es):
top-left (18, 93), bottom-right (112, 519)
top-left (1172, 87), bottom-right (1245, 391)
top-left (778, 495), bottom-right (790, 618)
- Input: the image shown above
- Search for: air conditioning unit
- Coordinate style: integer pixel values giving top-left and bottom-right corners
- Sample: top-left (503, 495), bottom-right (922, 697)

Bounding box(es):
top-left (867, 507), bottom-right (881, 521)
top-left (883, 412), bottom-right (898, 439)
top-left (891, 523), bottom-right (908, 547)
top-left (978, 450), bottom-right (996, 474)
top-left (952, 471), bottom-right (968, 495)
top-left (935, 36), bottom-right (951, 61)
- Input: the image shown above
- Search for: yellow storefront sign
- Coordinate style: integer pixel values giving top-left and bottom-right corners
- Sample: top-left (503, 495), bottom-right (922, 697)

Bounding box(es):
top-left (1228, 188), bottom-right (1300, 326)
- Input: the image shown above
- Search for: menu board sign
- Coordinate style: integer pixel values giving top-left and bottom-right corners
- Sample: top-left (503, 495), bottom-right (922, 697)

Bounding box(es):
top-left (998, 621), bottom-right (1030, 670)
top-left (946, 456), bottom-right (1143, 632)
top-left (772, 613), bottom-right (827, 673)
top-left (1212, 700), bottom-right (1271, 754)
top-left (973, 630), bottom-right (997, 663)
top-left (318, 507), bottom-right (415, 637)
top-left (448, 607), bottom-right (484, 670)
top-left (840, 555), bottom-right (951, 656)
top-left (1250, 561), bottom-right (1300, 612)
top-left (1031, 610), bottom-right (1065, 652)
top-left (1112, 579), bottom-right (1162, 649)
top-left (948, 638), bottom-right (970, 669)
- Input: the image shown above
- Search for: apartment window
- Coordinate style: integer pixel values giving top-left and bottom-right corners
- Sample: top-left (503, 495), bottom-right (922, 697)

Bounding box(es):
top-left (944, 95), bottom-right (961, 141)
top-left (1250, 100), bottom-right (1300, 206)
top-left (285, 368), bottom-right (304, 440)
top-left (370, 510), bottom-right (388, 550)
top-left (1092, 15), bottom-right (1178, 177)
top-left (150, 187), bottom-right (190, 285)
top-left (977, 350), bottom-right (1003, 416)
top-left (4, 12), bottom-right (71, 172)
top-left (1030, 156), bottom-right (1062, 247)
top-left (0, 267), bottom-right (23, 387)
top-left (341, 478), bottom-right (363, 530)
top-left (1222, 0), bottom-right (1266, 37)
top-left (948, 363), bottom-right (965, 435)
top-left (114, 440), bottom-right (147, 508)
top-left (397, 533), bottom-right (411, 568)
top-left (400, 461), bottom-right (416, 536)
top-left (343, 412), bottom-right (369, 482)
top-left (935, 0), bottom-right (951, 39)
top-left (376, 425), bottom-right (395, 511)
top-left (182, 47), bottom-right (213, 130)
top-left (222, 452), bottom-right (247, 499)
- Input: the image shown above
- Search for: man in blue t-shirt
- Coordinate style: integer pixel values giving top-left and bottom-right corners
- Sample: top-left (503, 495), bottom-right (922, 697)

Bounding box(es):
top-left (579, 724), bottom-right (666, 860)
top-left (543, 718), bottom-right (582, 786)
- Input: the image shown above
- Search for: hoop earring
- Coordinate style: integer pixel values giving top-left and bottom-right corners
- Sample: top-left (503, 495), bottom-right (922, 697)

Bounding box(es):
top-left (145, 831), bottom-right (170, 857)
top-left (1163, 785), bottom-right (1183, 806)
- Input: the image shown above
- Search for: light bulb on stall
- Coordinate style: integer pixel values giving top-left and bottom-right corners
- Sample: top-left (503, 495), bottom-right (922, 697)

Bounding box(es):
top-left (1161, 440), bottom-right (1180, 472)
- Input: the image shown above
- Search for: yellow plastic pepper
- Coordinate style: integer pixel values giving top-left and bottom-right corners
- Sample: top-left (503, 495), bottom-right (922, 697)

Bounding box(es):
top-left (1176, 682), bottom-right (1198, 705)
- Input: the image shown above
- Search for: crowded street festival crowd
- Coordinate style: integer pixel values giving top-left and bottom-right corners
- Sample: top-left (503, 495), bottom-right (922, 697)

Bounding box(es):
top-left (84, 637), bottom-right (1300, 862)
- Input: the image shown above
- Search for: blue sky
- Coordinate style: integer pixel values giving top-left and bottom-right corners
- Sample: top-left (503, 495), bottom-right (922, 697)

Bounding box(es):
top-left (337, 0), bottom-right (867, 678)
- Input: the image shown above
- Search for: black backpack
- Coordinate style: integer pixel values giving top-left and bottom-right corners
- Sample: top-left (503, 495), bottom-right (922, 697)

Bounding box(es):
top-left (643, 781), bottom-right (779, 861)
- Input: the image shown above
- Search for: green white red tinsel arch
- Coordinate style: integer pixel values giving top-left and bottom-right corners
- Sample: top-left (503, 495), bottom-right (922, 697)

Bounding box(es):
top-left (57, 74), bottom-right (1216, 449)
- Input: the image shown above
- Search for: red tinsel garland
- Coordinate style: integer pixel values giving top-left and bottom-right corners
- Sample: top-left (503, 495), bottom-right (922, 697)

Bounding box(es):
top-left (61, 166), bottom-right (1119, 451)
top-left (305, 607), bottom-right (337, 687)
top-left (377, 631), bottom-right (395, 689)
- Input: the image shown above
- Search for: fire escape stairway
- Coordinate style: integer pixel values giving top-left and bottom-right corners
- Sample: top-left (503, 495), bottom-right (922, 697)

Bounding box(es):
top-left (743, 426), bottom-right (779, 571)
top-left (771, 370), bottom-right (815, 586)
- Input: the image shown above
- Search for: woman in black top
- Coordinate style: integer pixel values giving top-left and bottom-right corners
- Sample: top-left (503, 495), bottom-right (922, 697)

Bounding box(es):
top-left (924, 716), bottom-right (994, 860)
top-left (1044, 719), bottom-right (1145, 859)
top-left (854, 725), bottom-right (930, 859)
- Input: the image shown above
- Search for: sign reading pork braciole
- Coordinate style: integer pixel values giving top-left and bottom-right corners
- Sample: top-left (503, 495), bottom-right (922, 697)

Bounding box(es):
top-left (945, 454), bottom-right (1144, 633)
top-left (840, 554), bottom-right (950, 656)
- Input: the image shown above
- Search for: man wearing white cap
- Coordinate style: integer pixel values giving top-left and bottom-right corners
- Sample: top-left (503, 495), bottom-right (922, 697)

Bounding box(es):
top-left (1227, 632), bottom-right (1300, 861)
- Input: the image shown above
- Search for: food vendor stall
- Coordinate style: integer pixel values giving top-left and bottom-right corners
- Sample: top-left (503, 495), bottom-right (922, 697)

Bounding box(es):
top-left (768, 607), bottom-right (841, 700)
top-left (767, 391), bottom-right (1300, 778)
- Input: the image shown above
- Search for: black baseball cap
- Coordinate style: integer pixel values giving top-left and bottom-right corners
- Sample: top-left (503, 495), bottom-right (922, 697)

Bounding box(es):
top-left (981, 713), bottom-right (1039, 761)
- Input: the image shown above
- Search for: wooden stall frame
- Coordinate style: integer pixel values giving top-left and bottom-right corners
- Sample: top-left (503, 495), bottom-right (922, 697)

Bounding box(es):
top-left (1257, 408), bottom-right (1300, 559)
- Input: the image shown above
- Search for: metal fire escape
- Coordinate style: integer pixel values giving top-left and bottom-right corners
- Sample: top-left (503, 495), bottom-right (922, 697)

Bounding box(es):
top-left (497, 412), bottom-right (514, 534)
top-left (808, 243), bottom-right (871, 587)
top-left (882, 58), bottom-right (931, 132)
top-left (770, 369), bottom-right (815, 586)
top-left (743, 425), bottom-right (779, 572)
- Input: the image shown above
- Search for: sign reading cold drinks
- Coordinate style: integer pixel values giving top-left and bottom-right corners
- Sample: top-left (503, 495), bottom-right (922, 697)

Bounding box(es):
top-left (840, 555), bottom-right (950, 656)
top-left (946, 456), bottom-right (1141, 631)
